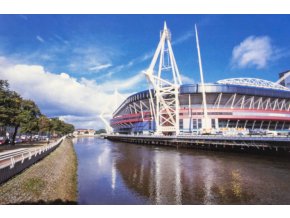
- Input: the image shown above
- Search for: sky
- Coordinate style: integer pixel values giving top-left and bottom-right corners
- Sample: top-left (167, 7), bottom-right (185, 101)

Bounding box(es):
top-left (1, 14), bottom-right (290, 129)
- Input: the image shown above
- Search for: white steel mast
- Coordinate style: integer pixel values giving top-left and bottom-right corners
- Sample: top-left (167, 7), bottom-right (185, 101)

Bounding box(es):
top-left (276, 70), bottom-right (290, 85)
top-left (99, 113), bottom-right (113, 133)
top-left (145, 22), bottom-right (182, 135)
top-left (195, 24), bottom-right (210, 131)
top-left (99, 89), bottom-right (124, 134)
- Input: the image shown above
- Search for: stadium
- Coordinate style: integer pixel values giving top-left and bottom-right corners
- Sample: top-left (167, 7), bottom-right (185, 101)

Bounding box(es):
top-left (109, 23), bottom-right (290, 136)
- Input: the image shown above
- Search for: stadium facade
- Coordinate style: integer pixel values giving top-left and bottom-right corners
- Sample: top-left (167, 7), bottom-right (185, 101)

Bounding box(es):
top-left (110, 23), bottom-right (290, 136)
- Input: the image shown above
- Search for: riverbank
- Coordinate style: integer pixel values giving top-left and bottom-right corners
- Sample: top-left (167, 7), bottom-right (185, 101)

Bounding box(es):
top-left (105, 134), bottom-right (290, 155)
top-left (0, 138), bottom-right (77, 204)
top-left (74, 134), bottom-right (99, 138)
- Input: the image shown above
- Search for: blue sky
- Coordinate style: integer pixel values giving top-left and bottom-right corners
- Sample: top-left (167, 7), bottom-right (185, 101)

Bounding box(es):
top-left (1, 15), bottom-right (290, 129)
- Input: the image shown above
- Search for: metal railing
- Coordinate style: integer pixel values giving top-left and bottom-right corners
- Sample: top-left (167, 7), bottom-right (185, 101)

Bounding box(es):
top-left (0, 136), bottom-right (65, 184)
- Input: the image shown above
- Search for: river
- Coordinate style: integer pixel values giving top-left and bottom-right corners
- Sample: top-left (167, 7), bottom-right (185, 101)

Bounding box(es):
top-left (73, 136), bottom-right (290, 205)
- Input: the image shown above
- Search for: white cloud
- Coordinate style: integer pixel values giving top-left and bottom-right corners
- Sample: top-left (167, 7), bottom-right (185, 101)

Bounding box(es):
top-left (231, 36), bottom-right (273, 69)
top-left (104, 50), bottom-right (154, 78)
top-left (180, 74), bottom-right (195, 84)
top-left (139, 51), bottom-right (154, 62)
top-left (94, 52), bottom-right (152, 80)
top-left (123, 31), bottom-right (193, 73)
top-left (53, 34), bottom-right (69, 45)
top-left (36, 35), bottom-right (45, 43)
top-left (59, 115), bottom-right (101, 129)
top-left (19, 15), bottom-right (28, 20)
top-left (0, 56), bottom-right (10, 67)
top-left (69, 46), bottom-right (117, 73)
top-left (0, 58), bottom-right (147, 129)
top-left (107, 30), bottom-right (194, 76)
top-left (96, 71), bottom-right (145, 92)
top-left (89, 63), bottom-right (112, 71)
top-left (172, 31), bottom-right (194, 45)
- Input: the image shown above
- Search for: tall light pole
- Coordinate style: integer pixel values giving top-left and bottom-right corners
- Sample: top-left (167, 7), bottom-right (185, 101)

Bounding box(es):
top-left (195, 24), bottom-right (209, 131)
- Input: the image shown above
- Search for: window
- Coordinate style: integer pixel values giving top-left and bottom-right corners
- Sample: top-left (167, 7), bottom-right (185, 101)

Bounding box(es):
top-left (198, 119), bottom-right (202, 129)
top-left (192, 119), bottom-right (197, 129)
top-left (179, 119), bottom-right (184, 129)
top-left (218, 120), bottom-right (227, 128)
top-left (211, 119), bottom-right (216, 128)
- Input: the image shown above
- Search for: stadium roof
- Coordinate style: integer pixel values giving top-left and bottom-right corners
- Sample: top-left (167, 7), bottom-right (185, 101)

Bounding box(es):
top-left (217, 78), bottom-right (289, 91)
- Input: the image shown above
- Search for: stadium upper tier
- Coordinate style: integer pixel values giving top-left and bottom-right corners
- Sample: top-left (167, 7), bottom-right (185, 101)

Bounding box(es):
top-left (113, 80), bottom-right (290, 118)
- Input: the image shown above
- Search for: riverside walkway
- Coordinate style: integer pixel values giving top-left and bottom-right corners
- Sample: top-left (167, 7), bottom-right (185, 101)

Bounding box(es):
top-left (0, 137), bottom-right (77, 204)
top-left (0, 138), bottom-right (64, 184)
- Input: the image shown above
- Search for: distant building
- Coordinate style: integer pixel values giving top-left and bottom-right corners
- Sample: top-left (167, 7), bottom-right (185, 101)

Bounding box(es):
top-left (73, 129), bottom-right (96, 136)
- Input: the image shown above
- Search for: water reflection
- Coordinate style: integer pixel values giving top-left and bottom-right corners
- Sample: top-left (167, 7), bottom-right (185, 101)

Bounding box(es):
top-left (114, 145), bottom-right (257, 204)
top-left (73, 137), bottom-right (290, 205)
top-left (73, 137), bottom-right (147, 204)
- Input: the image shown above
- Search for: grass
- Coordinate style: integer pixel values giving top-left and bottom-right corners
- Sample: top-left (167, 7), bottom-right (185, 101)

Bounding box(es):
top-left (22, 178), bottom-right (46, 197)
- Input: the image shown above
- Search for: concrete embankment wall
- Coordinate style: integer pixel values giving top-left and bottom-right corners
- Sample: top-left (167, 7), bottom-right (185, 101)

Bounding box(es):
top-left (0, 139), bottom-right (63, 185)
top-left (106, 135), bottom-right (290, 155)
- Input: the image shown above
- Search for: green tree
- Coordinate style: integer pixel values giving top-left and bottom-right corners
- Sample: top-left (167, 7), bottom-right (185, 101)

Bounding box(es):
top-left (0, 80), bottom-right (10, 126)
top-left (38, 115), bottom-right (52, 135)
top-left (12, 99), bottom-right (41, 144)
top-left (0, 80), bottom-right (22, 128)
top-left (61, 123), bottom-right (75, 135)
top-left (1, 84), bottom-right (23, 144)
top-left (19, 100), bottom-right (41, 132)
top-left (1, 80), bottom-right (74, 143)
top-left (96, 129), bottom-right (106, 134)
top-left (50, 118), bottom-right (63, 136)
top-left (49, 118), bottom-right (75, 136)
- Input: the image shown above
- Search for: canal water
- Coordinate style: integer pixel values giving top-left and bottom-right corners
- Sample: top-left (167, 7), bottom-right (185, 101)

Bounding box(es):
top-left (73, 137), bottom-right (290, 205)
